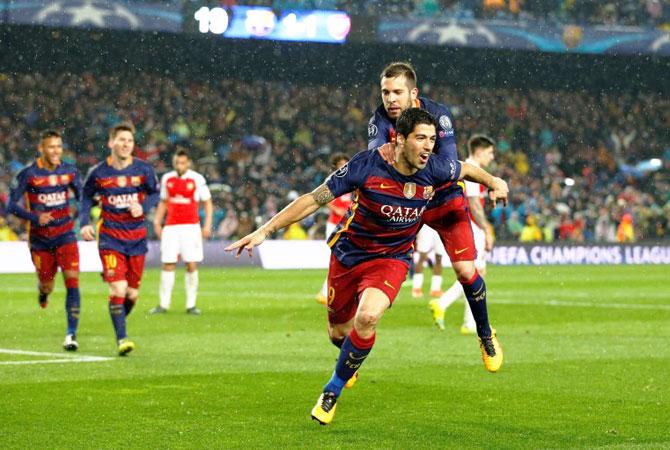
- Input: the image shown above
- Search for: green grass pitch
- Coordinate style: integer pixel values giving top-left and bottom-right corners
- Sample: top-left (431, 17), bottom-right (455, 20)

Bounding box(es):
top-left (0, 265), bottom-right (668, 449)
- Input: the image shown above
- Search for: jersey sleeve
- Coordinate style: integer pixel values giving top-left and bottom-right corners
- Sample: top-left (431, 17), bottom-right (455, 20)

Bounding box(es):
top-left (431, 157), bottom-right (462, 186)
top-left (7, 169), bottom-right (39, 223)
top-left (464, 179), bottom-right (480, 197)
top-left (367, 112), bottom-right (391, 150)
top-left (143, 165), bottom-right (160, 211)
top-left (79, 166), bottom-right (98, 226)
top-left (70, 167), bottom-right (82, 200)
top-left (433, 105), bottom-right (458, 160)
top-left (159, 173), bottom-right (169, 200)
top-left (195, 173), bottom-right (212, 202)
top-left (325, 150), bottom-right (371, 198)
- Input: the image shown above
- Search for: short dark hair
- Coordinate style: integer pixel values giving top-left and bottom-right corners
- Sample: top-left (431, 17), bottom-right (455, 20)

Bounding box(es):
top-left (40, 129), bottom-right (61, 141)
top-left (174, 149), bottom-right (190, 160)
top-left (468, 134), bottom-right (495, 156)
top-left (380, 61), bottom-right (417, 89)
top-left (396, 108), bottom-right (436, 139)
top-left (109, 122), bottom-right (135, 139)
top-left (329, 152), bottom-right (349, 170)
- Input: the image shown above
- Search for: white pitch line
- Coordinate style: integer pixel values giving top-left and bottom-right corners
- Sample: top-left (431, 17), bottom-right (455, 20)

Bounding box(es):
top-left (0, 348), bottom-right (114, 365)
top-left (492, 298), bottom-right (670, 311)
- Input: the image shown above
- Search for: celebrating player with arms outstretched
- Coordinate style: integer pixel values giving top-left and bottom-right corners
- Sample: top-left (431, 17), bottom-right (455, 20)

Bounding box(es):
top-left (369, 61), bottom-right (502, 371)
top-left (7, 130), bottom-right (82, 351)
top-left (226, 109), bottom-right (508, 425)
top-left (79, 123), bottom-right (159, 356)
top-left (150, 149), bottom-right (213, 315)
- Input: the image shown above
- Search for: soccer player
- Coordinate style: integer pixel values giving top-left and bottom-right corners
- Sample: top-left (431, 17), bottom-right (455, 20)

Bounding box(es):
top-left (316, 153), bottom-right (351, 305)
top-left (7, 130), bottom-right (82, 351)
top-left (369, 61), bottom-right (501, 371)
top-left (226, 109), bottom-right (508, 425)
top-left (430, 135), bottom-right (497, 333)
top-left (411, 224), bottom-right (447, 298)
top-left (149, 149), bottom-right (213, 315)
top-left (79, 123), bottom-right (159, 356)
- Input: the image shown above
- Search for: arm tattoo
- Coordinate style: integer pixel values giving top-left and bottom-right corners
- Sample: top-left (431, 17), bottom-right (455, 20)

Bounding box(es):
top-left (468, 197), bottom-right (490, 230)
top-left (311, 183), bottom-right (335, 206)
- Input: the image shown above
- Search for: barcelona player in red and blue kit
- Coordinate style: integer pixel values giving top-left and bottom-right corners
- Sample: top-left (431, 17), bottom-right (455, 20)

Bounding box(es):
top-left (226, 109), bottom-right (508, 425)
top-left (369, 62), bottom-right (503, 372)
top-left (7, 130), bottom-right (82, 351)
top-left (79, 123), bottom-right (159, 356)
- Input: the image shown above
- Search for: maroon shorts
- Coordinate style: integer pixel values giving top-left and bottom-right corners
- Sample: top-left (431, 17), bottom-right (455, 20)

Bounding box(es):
top-left (99, 249), bottom-right (146, 289)
top-left (326, 254), bottom-right (409, 325)
top-left (422, 194), bottom-right (477, 262)
top-left (30, 242), bottom-right (80, 283)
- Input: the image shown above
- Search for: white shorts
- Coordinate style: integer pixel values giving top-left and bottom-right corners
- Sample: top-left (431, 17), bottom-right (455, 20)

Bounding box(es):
top-left (326, 221), bottom-right (337, 241)
top-left (161, 224), bottom-right (204, 263)
top-left (472, 224), bottom-right (487, 270)
top-left (415, 225), bottom-right (447, 258)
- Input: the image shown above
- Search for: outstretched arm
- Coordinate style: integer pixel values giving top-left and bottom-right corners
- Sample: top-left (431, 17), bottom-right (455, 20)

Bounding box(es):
top-left (225, 183), bottom-right (335, 257)
top-left (459, 162), bottom-right (509, 207)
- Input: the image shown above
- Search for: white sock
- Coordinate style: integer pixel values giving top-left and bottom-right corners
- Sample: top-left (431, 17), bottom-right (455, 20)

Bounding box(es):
top-left (463, 302), bottom-right (476, 330)
top-left (320, 278), bottom-right (328, 297)
top-left (412, 273), bottom-right (424, 290)
top-left (185, 270), bottom-right (199, 309)
top-left (159, 270), bottom-right (175, 309)
top-left (438, 280), bottom-right (464, 310)
top-left (430, 275), bottom-right (443, 292)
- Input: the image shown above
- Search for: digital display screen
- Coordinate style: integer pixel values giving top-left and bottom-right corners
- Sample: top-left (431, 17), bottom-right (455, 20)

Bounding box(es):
top-left (194, 6), bottom-right (351, 43)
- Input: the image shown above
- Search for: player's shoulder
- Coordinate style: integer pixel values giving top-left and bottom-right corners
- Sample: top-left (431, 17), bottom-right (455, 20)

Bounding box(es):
top-left (161, 170), bottom-right (178, 181)
top-left (15, 161), bottom-right (36, 178)
top-left (186, 169), bottom-right (207, 183)
top-left (85, 160), bottom-right (106, 178)
top-left (427, 154), bottom-right (460, 179)
top-left (60, 161), bottom-right (79, 173)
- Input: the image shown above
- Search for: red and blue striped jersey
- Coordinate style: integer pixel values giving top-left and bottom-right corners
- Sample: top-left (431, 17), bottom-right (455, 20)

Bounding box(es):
top-left (367, 96), bottom-right (463, 205)
top-left (326, 150), bottom-right (461, 267)
top-left (7, 158), bottom-right (81, 250)
top-left (80, 157), bottom-right (159, 256)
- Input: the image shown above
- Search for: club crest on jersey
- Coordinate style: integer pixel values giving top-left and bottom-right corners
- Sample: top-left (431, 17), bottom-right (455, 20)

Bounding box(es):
top-left (48, 175), bottom-right (58, 186)
top-left (334, 164), bottom-right (349, 178)
top-left (60, 174), bottom-right (70, 184)
top-left (187, 181), bottom-right (195, 190)
top-left (439, 115), bottom-right (452, 130)
top-left (368, 123), bottom-right (378, 138)
top-left (131, 176), bottom-right (141, 187)
top-left (423, 186), bottom-right (434, 199)
top-left (118, 176), bottom-right (127, 187)
top-left (403, 182), bottom-right (416, 199)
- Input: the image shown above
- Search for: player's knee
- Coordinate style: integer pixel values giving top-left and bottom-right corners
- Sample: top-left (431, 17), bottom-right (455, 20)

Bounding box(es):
top-left (162, 263), bottom-right (177, 271)
top-left (64, 277), bottom-right (79, 289)
top-left (39, 281), bottom-right (55, 294)
top-left (126, 287), bottom-right (139, 301)
top-left (109, 282), bottom-right (128, 298)
top-left (454, 262), bottom-right (476, 283)
top-left (355, 310), bottom-right (381, 330)
top-left (186, 263), bottom-right (197, 273)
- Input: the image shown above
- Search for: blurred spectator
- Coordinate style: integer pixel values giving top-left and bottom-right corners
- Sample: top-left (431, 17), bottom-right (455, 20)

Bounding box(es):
top-left (0, 216), bottom-right (18, 241)
top-left (519, 215), bottom-right (543, 242)
top-left (283, 222), bottom-right (308, 240)
top-left (616, 213), bottom-right (636, 242)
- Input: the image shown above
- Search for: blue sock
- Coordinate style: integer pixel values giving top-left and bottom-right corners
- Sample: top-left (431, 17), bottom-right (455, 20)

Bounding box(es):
top-left (324, 329), bottom-right (374, 398)
top-left (461, 272), bottom-right (492, 338)
top-left (109, 297), bottom-right (127, 341)
top-left (65, 287), bottom-right (80, 335)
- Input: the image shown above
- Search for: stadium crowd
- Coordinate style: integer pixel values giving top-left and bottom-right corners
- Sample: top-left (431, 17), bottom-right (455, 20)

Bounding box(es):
top-left (0, 71), bottom-right (668, 243)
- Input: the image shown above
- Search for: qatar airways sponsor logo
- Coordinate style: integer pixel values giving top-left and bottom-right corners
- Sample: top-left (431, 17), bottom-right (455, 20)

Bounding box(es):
top-left (380, 204), bottom-right (426, 223)
top-left (108, 192), bottom-right (139, 208)
top-left (37, 191), bottom-right (67, 207)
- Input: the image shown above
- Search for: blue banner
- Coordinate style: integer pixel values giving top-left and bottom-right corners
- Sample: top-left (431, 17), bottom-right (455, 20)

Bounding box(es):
top-left (379, 18), bottom-right (670, 57)
top-left (1, 0), bottom-right (182, 32)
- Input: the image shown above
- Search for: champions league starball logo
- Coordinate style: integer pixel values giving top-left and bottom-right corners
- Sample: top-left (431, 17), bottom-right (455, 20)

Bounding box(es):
top-left (35, 1), bottom-right (139, 29)
top-left (368, 123), bottom-right (378, 138)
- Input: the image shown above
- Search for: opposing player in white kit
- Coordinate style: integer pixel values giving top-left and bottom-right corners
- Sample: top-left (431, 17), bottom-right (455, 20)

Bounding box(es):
top-left (430, 135), bottom-right (496, 333)
top-left (316, 153), bottom-right (351, 305)
top-left (150, 150), bottom-right (213, 315)
top-left (411, 225), bottom-right (447, 299)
